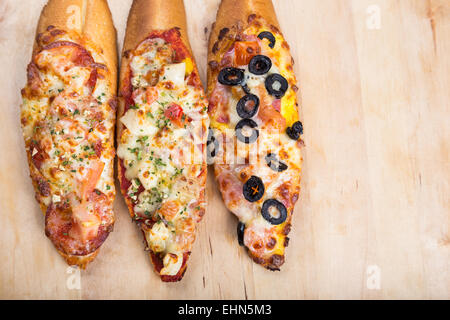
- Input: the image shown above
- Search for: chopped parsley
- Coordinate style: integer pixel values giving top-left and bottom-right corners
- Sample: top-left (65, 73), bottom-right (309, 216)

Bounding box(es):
top-left (128, 147), bottom-right (142, 160)
top-left (173, 168), bottom-right (184, 177)
top-left (154, 158), bottom-right (166, 167)
top-left (136, 136), bottom-right (149, 144)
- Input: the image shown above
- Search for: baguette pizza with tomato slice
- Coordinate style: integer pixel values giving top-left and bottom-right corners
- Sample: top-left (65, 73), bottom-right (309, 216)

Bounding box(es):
top-left (117, 0), bottom-right (209, 282)
top-left (20, 0), bottom-right (117, 268)
top-left (207, 0), bottom-right (304, 270)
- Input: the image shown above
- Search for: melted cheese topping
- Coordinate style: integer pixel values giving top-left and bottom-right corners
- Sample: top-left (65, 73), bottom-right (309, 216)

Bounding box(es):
top-left (119, 36), bottom-right (208, 276)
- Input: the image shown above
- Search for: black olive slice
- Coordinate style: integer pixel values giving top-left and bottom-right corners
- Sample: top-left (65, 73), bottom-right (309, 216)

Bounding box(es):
top-left (265, 153), bottom-right (288, 172)
top-left (258, 31), bottom-right (276, 49)
top-left (237, 222), bottom-right (245, 246)
top-left (235, 119), bottom-right (259, 144)
top-left (218, 67), bottom-right (245, 86)
top-left (292, 121), bottom-right (304, 134)
top-left (207, 128), bottom-right (219, 160)
top-left (286, 121), bottom-right (303, 140)
top-left (265, 74), bottom-right (289, 99)
top-left (241, 84), bottom-right (251, 94)
top-left (261, 199), bottom-right (287, 225)
top-left (243, 176), bottom-right (265, 202)
top-left (248, 55), bottom-right (272, 75)
top-left (236, 94), bottom-right (260, 119)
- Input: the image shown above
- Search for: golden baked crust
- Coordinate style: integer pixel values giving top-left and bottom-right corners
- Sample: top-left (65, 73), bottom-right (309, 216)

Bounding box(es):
top-left (35, 0), bottom-right (117, 92)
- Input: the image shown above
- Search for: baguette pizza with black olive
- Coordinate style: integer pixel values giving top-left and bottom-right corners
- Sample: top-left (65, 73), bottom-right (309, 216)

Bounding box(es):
top-left (117, 0), bottom-right (209, 282)
top-left (20, 0), bottom-right (117, 268)
top-left (207, 0), bottom-right (304, 270)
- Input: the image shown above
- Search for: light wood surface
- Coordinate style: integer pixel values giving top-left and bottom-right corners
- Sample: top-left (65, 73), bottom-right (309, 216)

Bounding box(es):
top-left (0, 0), bottom-right (448, 299)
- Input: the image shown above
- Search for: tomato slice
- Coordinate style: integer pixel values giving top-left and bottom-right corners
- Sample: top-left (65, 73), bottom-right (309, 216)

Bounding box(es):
top-left (234, 41), bottom-right (259, 66)
top-left (164, 103), bottom-right (184, 127)
top-left (81, 160), bottom-right (104, 199)
top-left (69, 160), bottom-right (105, 242)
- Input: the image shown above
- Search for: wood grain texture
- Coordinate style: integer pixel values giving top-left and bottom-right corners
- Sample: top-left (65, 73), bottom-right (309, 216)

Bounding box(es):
top-left (0, 0), bottom-right (448, 299)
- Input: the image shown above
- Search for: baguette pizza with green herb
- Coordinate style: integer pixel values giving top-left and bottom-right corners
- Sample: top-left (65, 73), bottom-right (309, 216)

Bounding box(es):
top-left (117, 0), bottom-right (209, 282)
top-left (20, 0), bottom-right (117, 268)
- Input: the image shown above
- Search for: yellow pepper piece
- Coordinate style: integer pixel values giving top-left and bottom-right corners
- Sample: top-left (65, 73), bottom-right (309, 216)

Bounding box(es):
top-left (183, 57), bottom-right (194, 75)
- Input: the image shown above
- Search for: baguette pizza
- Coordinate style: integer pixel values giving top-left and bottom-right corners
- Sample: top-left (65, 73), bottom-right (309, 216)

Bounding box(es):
top-left (207, 0), bottom-right (303, 270)
top-left (20, 0), bottom-right (117, 268)
top-left (117, 0), bottom-right (209, 282)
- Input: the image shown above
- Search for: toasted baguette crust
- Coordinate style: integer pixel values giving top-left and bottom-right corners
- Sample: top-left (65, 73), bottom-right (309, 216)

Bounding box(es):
top-left (58, 250), bottom-right (99, 269)
top-left (208, 0), bottom-right (279, 48)
top-left (207, 0), bottom-right (279, 92)
top-left (118, 0), bottom-right (202, 281)
top-left (121, 0), bottom-right (192, 55)
top-left (35, 0), bottom-right (117, 93)
top-left (32, 0), bottom-right (117, 269)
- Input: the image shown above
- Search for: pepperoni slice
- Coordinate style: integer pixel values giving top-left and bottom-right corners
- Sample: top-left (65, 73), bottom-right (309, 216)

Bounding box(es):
top-left (164, 103), bottom-right (185, 127)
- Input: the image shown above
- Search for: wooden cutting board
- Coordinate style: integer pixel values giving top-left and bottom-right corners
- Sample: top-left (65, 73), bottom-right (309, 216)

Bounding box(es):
top-left (0, 0), bottom-right (448, 300)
